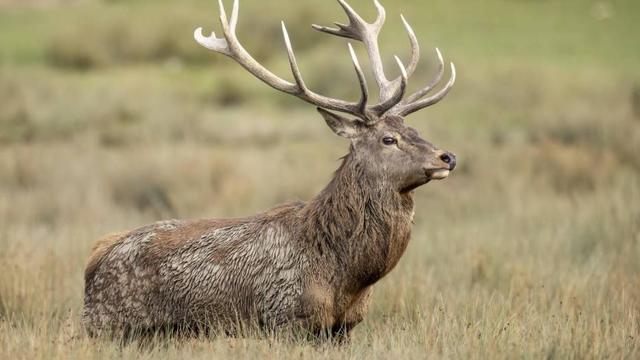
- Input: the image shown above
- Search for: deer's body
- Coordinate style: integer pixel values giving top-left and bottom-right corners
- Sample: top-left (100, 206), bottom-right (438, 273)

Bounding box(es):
top-left (83, 152), bottom-right (413, 336)
top-left (83, 0), bottom-right (458, 339)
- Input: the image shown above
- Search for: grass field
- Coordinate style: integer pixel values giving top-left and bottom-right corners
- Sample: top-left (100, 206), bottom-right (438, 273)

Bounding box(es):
top-left (1, 0), bottom-right (639, 358)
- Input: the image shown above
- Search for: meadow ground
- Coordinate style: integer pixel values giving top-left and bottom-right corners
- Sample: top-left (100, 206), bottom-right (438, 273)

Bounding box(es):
top-left (1, 0), bottom-right (639, 358)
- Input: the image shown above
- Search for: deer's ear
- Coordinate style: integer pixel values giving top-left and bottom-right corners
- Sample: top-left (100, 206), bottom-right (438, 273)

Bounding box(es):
top-left (317, 108), bottom-right (361, 139)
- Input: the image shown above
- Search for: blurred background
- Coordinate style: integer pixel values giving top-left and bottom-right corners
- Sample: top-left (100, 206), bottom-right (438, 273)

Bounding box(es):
top-left (0, 0), bottom-right (639, 358)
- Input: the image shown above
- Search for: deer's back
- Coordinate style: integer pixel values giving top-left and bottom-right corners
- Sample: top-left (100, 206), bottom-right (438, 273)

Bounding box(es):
top-left (82, 202), bottom-right (308, 334)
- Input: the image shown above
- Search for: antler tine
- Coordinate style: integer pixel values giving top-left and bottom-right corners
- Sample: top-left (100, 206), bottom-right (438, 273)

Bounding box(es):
top-left (404, 48), bottom-right (445, 104)
top-left (372, 0), bottom-right (386, 28)
top-left (383, 14), bottom-right (420, 103)
top-left (337, 0), bottom-right (368, 32)
top-left (310, 23), bottom-right (356, 40)
top-left (348, 43), bottom-right (370, 116)
top-left (228, 0), bottom-right (239, 31)
top-left (310, 0), bottom-right (374, 40)
top-left (398, 15), bottom-right (420, 79)
top-left (281, 22), bottom-right (308, 92)
top-left (193, 0), bottom-right (237, 55)
top-left (396, 62), bottom-right (456, 117)
top-left (193, 27), bottom-right (230, 55)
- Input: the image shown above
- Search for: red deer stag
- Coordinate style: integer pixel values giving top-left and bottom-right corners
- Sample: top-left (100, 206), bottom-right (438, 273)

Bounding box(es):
top-left (83, 0), bottom-right (457, 340)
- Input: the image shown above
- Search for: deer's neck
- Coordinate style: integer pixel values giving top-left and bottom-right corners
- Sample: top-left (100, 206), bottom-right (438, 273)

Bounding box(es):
top-left (303, 152), bottom-right (415, 292)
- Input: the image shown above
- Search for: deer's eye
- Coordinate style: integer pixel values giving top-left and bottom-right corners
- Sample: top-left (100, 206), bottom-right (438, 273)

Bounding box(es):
top-left (382, 137), bottom-right (397, 146)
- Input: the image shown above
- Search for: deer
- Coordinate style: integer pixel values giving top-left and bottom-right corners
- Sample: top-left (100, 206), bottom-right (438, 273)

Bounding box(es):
top-left (82, 0), bottom-right (457, 341)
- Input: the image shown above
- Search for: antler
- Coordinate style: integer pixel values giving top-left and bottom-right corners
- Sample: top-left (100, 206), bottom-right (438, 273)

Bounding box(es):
top-left (313, 0), bottom-right (456, 118)
top-left (194, 0), bottom-right (371, 120)
top-left (194, 0), bottom-right (456, 123)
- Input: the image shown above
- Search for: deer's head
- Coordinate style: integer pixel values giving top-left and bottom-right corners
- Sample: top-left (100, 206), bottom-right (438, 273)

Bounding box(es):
top-left (195, 0), bottom-right (457, 193)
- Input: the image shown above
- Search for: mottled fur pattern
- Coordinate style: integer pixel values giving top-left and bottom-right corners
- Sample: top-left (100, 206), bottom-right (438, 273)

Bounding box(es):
top-left (83, 115), bottom-right (454, 339)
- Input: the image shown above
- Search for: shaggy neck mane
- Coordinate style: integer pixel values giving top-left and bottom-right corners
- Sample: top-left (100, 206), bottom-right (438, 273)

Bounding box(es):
top-left (301, 148), bottom-right (415, 293)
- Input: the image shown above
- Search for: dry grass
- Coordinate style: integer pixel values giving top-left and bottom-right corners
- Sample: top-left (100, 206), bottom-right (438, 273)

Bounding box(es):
top-left (1, 0), bottom-right (639, 358)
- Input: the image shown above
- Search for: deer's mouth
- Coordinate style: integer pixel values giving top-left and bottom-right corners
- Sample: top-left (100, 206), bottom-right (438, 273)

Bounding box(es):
top-left (425, 168), bottom-right (450, 180)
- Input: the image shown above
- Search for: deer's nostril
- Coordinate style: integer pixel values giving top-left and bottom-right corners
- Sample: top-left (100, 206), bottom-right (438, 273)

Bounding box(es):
top-left (440, 153), bottom-right (452, 164)
top-left (440, 152), bottom-right (457, 170)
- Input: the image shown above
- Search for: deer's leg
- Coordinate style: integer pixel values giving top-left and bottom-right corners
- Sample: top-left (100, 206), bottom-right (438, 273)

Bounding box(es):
top-left (329, 286), bottom-right (373, 343)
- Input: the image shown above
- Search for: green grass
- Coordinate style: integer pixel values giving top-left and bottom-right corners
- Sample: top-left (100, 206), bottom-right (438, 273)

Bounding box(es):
top-left (1, 0), bottom-right (639, 358)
